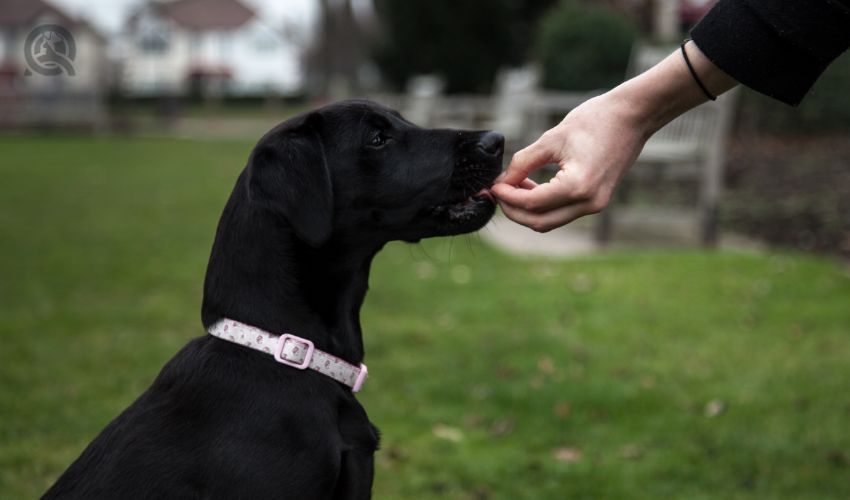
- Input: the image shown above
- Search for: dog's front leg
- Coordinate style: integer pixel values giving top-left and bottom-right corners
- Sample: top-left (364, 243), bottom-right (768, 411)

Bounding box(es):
top-left (332, 447), bottom-right (375, 500)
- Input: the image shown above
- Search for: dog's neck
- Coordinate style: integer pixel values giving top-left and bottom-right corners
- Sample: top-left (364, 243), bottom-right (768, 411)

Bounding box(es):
top-left (201, 178), bottom-right (381, 365)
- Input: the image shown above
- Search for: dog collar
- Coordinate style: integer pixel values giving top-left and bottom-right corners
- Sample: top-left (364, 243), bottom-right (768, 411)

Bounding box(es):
top-left (207, 318), bottom-right (368, 393)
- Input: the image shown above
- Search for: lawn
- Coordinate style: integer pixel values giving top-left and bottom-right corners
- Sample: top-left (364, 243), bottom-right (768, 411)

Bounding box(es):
top-left (1, 135), bottom-right (849, 499)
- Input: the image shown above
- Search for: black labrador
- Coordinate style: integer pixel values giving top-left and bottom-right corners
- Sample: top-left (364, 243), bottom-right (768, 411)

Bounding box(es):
top-left (43, 99), bottom-right (504, 499)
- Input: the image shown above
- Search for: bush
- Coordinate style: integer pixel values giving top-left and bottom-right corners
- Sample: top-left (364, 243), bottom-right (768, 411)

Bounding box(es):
top-left (372, 0), bottom-right (557, 93)
top-left (534, 1), bottom-right (638, 91)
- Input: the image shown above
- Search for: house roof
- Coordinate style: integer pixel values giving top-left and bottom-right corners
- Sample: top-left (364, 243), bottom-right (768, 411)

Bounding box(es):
top-left (0, 0), bottom-right (78, 28)
top-left (162, 0), bottom-right (256, 30)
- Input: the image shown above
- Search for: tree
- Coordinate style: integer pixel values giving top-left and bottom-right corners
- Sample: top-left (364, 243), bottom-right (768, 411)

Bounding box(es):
top-left (534, 1), bottom-right (638, 91)
top-left (372, 0), bottom-right (557, 93)
top-left (304, 0), bottom-right (367, 98)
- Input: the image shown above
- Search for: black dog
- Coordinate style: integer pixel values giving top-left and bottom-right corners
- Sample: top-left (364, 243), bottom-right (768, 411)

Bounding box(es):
top-left (43, 99), bottom-right (504, 499)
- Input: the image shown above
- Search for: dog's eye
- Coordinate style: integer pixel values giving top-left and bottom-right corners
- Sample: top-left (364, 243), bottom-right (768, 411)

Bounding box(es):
top-left (369, 132), bottom-right (387, 147)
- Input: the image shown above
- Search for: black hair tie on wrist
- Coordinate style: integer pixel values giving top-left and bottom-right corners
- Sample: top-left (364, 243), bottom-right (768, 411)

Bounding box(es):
top-left (681, 38), bottom-right (717, 101)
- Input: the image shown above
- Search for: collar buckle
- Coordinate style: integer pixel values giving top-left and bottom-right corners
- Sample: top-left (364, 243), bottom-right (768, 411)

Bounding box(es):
top-left (274, 333), bottom-right (315, 370)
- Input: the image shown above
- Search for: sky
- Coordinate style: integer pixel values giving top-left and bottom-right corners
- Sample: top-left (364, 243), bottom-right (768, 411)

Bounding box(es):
top-left (49, 0), bottom-right (320, 35)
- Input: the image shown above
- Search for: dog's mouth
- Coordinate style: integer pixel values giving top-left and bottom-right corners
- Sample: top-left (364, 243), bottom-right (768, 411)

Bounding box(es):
top-left (432, 188), bottom-right (494, 220)
top-left (427, 176), bottom-right (499, 234)
top-left (413, 134), bottom-right (504, 236)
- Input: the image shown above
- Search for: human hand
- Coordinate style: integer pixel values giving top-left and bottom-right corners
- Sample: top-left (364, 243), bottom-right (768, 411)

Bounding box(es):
top-left (490, 41), bottom-right (737, 233)
top-left (490, 92), bottom-right (650, 232)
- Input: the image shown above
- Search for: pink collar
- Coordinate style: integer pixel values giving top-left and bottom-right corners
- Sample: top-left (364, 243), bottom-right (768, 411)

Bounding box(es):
top-left (207, 318), bottom-right (368, 393)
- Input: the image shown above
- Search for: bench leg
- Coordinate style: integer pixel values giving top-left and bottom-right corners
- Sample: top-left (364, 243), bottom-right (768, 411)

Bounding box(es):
top-left (595, 208), bottom-right (613, 246)
top-left (700, 203), bottom-right (718, 247)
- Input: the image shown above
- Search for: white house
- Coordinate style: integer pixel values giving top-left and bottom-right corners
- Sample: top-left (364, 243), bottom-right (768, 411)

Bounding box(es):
top-left (122, 0), bottom-right (303, 96)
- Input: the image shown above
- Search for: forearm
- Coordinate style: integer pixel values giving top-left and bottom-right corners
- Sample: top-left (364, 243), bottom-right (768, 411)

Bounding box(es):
top-left (606, 41), bottom-right (738, 138)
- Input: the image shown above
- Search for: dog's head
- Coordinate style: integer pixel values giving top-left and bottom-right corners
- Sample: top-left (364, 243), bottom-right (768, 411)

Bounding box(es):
top-left (245, 99), bottom-right (504, 247)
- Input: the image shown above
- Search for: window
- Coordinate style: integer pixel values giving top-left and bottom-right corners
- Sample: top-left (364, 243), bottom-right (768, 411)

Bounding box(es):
top-left (254, 32), bottom-right (277, 53)
top-left (138, 15), bottom-right (170, 54)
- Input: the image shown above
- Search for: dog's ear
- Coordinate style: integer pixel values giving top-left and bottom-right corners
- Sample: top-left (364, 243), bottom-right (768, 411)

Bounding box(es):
top-left (247, 112), bottom-right (333, 247)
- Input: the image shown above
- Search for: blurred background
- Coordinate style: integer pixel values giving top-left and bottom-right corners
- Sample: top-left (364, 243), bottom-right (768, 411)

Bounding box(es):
top-left (1, 0), bottom-right (848, 498)
top-left (2, 0), bottom-right (849, 253)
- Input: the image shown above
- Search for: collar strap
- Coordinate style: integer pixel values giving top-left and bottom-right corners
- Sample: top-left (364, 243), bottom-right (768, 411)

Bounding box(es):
top-left (207, 318), bottom-right (368, 393)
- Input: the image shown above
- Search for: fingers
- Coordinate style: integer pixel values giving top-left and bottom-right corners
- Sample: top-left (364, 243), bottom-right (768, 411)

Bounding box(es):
top-left (518, 178), bottom-right (538, 189)
top-left (498, 199), bottom-right (594, 233)
top-left (491, 180), bottom-right (569, 214)
top-left (490, 126), bottom-right (602, 232)
top-left (498, 139), bottom-right (557, 186)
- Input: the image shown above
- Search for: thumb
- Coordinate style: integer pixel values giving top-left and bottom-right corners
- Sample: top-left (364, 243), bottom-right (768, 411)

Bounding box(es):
top-left (498, 139), bottom-right (554, 186)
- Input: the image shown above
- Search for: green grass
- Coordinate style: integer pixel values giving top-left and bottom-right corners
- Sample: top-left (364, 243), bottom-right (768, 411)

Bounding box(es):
top-left (1, 136), bottom-right (849, 499)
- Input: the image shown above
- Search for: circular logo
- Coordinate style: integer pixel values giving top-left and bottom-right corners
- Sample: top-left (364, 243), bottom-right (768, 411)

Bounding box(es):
top-left (24, 24), bottom-right (76, 76)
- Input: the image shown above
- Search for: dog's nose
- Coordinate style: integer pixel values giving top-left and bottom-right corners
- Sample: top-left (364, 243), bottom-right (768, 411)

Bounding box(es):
top-left (476, 131), bottom-right (505, 157)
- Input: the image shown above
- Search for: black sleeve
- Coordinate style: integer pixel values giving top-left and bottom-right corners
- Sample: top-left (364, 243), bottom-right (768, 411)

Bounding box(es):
top-left (690, 0), bottom-right (850, 105)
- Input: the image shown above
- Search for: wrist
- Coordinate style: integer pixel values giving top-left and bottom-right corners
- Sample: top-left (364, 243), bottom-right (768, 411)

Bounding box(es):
top-left (606, 41), bottom-right (737, 136)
